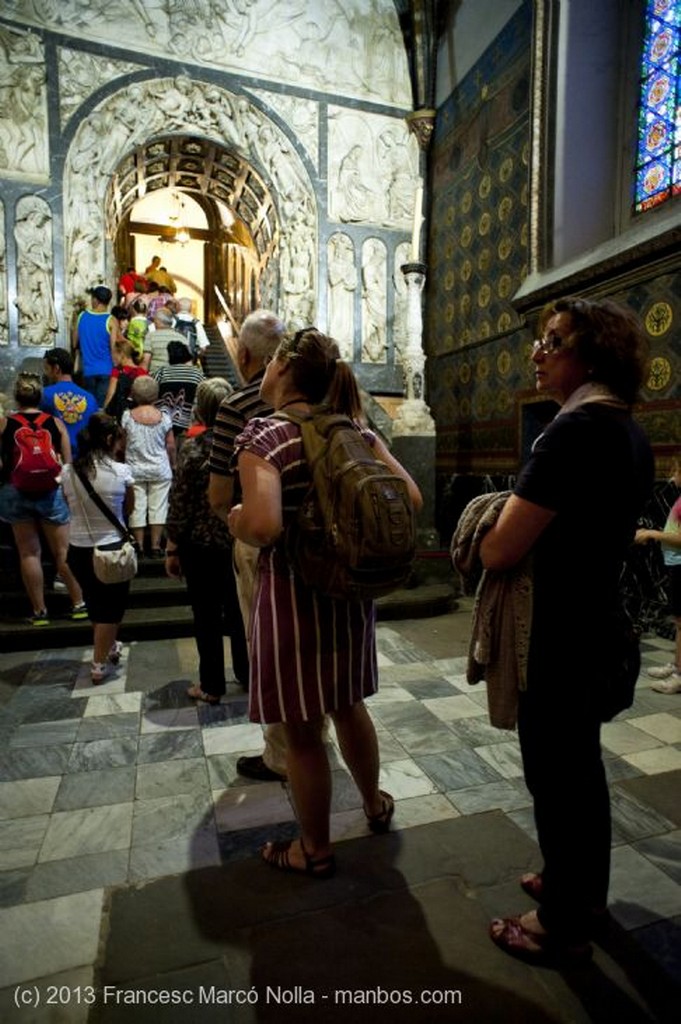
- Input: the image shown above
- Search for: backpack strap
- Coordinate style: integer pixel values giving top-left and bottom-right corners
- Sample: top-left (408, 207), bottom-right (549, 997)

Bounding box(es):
top-left (11, 413), bottom-right (50, 429)
top-left (74, 467), bottom-right (133, 542)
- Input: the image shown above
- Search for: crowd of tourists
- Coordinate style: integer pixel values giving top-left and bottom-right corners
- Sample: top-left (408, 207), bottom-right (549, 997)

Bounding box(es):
top-left (0, 293), bottom-right (679, 973)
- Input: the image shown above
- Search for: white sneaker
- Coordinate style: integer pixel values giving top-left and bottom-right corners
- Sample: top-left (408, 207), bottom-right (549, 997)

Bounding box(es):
top-left (651, 674), bottom-right (681, 695)
top-left (53, 574), bottom-right (67, 592)
top-left (647, 662), bottom-right (679, 679)
top-left (91, 661), bottom-right (108, 684)
top-left (108, 641), bottom-right (124, 665)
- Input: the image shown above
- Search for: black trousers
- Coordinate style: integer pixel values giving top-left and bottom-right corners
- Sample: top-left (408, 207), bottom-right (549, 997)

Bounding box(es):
top-left (517, 681), bottom-right (611, 942)
top-left (179, 542), bottom-right (249, 697)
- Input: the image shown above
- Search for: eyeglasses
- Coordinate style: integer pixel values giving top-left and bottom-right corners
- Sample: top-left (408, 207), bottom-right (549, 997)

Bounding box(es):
top-left (532, 331), bottom-right (565, 355)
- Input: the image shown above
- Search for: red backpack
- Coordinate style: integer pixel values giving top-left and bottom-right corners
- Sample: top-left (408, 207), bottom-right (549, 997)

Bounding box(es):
top-left (9, 413), bottom-right (62, 494)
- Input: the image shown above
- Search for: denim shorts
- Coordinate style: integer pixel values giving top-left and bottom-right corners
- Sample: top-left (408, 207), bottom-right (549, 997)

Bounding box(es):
top-left (0, 482), bottom-right (71, 526)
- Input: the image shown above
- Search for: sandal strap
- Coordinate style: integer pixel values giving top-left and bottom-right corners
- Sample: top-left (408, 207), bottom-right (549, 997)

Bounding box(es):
top-left (263, 839), bottom-right (336, 879)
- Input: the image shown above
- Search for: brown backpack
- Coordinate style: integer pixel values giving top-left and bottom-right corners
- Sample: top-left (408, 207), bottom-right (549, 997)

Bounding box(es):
top-left (277, 410), bottom-right (416, 601)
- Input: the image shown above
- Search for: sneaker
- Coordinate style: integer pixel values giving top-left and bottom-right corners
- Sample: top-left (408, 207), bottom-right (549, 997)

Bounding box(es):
top-left (108, 641), bottom-right (124, 665)
top-left (53, 574), bottom-right (67, 592)
top-left (27, 610), bottom-right (49, 626)
top-left (236, 754), bottom-right (286, 783)
top-left (91, 661), bottom-right (108, 684)
top-left (70, 602), bottom-right (88, 621)
top-left (647, 662), bottom-right (678, 679)
top-left (651, 674), bottom-right (681, 695)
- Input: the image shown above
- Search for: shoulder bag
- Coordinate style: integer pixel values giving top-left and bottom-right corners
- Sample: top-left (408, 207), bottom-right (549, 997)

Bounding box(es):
top-left (74, 467), bottom-right (138, 584)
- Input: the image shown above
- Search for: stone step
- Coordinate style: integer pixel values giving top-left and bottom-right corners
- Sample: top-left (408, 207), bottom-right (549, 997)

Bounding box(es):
top-left (0, 582), bottom-right (457, 653)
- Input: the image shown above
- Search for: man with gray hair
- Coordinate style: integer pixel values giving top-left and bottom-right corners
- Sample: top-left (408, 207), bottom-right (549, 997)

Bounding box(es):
top-left (208, 309), bottom-right (288, 779)
top-left (142, 307), bottom-right (186, 373)
top-left (175, 296), bottom-right (210, 368)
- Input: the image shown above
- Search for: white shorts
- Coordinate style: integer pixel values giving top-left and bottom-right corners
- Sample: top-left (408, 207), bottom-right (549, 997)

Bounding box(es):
top-left (129, 479), bottom-right (171, 528)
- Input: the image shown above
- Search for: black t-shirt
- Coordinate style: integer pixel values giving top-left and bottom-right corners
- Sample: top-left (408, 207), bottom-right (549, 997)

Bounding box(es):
top-left (514, 404), bottom-right (653, 671)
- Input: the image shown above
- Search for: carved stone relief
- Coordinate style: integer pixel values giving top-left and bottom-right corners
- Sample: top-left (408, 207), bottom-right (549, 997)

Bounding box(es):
top-left (63, 78), bottom-right (316, 320)
top-left (328, 108), bottom-right (421, 226)
top-left (14, 195), bottom-right (58, 346)
top-left (392, 242), bottom-right (411, 363)
top-left (0, 203), bottom-right (7, 345)
top-left (361, 238), bottom-right (387, 364)
top-left (250, 89), bottom-right (319, 169)
top-left (0, 25), bottom-right (49, 180)
top-left (327, 232), bottom-right (357, 359)
top-left (58, 48), bottom-right (142, 129)
top-left (5, 0), bottom-right (409, 107)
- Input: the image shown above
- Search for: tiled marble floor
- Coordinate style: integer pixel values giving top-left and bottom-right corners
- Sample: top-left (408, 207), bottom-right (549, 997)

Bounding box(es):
top-left (0, 598), bottom-right (680, 1016)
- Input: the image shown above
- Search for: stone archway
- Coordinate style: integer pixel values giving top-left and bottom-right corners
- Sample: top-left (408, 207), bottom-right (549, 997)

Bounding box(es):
top-left (63, 75), bottom-right (317, 327)
top-left (106, 134), bottom-right (280, 327)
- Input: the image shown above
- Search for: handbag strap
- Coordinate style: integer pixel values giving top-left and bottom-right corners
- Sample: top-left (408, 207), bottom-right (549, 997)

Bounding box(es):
top-left (74, 466), bottom-right (132, 542)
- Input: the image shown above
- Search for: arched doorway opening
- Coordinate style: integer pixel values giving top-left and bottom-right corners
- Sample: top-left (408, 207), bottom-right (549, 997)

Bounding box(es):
top-left (105, 134), bottom-right (280, 334)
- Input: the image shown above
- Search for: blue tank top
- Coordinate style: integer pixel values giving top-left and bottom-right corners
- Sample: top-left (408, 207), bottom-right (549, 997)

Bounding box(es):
top-left (78, 310), bottom-right (113, 375)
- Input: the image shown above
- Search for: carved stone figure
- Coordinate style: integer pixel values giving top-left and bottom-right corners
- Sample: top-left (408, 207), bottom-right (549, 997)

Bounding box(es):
top-left (0, 28), bottom-right (48, 178)
top-left (336, 144), bottom-right (378, 223)
top-left (377, 127), bottom-right (417, 222)
top-left (14, 196), bottom-right (58, 346)
top-left (361, 239), bottom-right (387, 363)
top-left (0, 207), bottom-right (7, 345)
top-left (391, 243), bottom-right (411, 363)
top-left (327, 233), bottom-right (357, 358)
top-left (58, 48), bottom-right (140, 128)
top-left (253, 89), bottom-right (319, 167)
top-left (280, 207), bottom-right (315, 327)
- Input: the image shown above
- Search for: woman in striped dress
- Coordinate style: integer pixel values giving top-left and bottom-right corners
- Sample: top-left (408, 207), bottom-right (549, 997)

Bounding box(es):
top-left (228, 328), bottom-right (422, 878)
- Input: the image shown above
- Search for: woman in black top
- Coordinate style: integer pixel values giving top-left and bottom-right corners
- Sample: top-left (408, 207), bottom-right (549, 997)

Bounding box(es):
top-left (481, 298), bottom-right (654, 964)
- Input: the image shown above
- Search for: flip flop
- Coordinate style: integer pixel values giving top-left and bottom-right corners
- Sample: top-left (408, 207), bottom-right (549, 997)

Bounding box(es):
top-left (186, 685), bottom-right (221, 705)
top-left (490, 915), bottom-right (592, 966)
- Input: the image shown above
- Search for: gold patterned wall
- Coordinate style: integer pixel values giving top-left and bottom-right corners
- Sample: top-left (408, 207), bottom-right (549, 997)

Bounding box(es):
top-left (426, 1), bottom-right (680, 507)
top-left (426, 2), bottom-right (533, 476)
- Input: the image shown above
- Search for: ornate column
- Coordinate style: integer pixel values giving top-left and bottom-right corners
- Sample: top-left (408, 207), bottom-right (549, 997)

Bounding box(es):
top-left (391, 260), bottom-right (437, 547)
top-left (393, 260), bottom-right (434, 431)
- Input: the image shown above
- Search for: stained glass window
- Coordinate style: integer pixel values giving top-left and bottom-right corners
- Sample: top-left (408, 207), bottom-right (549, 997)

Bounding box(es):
top-left (634, 0), bottom-right (680, 212)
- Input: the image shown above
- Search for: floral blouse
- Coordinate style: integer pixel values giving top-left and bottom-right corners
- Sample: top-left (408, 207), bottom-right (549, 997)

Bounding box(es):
top-left (165, 427), bottom-right (231, 550)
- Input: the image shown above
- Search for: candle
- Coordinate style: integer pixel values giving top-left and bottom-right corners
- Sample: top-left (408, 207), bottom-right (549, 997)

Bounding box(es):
top-left (411, 185), bottom-right (423, 262)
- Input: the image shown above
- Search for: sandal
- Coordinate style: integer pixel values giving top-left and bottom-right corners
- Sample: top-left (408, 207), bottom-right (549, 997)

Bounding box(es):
top-left (186, 684), bottom-right (221, 705)
top-left (262, 838), bottom-right (336, 879)
top-left (490, 915), bottom-right (592, 966)
top-left (364, 790), bottom-right (395, 834)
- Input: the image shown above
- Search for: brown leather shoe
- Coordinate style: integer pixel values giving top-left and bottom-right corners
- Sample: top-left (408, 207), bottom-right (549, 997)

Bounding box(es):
top-left (236, 755), bottom-right (286, 782)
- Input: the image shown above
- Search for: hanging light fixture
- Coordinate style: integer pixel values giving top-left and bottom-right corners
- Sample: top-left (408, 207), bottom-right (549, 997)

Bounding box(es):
top-left (171, 190), bottom-right (191, 245)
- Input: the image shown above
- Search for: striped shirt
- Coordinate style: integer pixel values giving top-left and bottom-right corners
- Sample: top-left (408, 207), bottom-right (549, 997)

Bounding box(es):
top-left (208, 370), bottom-right (270, 477)
top-left (153, 363), bottom-right (205, 432)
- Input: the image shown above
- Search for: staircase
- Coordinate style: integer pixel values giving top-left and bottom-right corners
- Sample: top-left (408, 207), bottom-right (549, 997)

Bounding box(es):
top-left (202, 325), bottom-right (241, 387)
top-left (1, 329), bottom-right (458, 652)
top-left (0, 527), bottom-right (457, 653)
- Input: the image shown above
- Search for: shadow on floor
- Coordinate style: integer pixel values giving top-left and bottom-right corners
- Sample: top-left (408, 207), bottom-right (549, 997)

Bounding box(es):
top-left (93, 815), bottom-right (679, 1023)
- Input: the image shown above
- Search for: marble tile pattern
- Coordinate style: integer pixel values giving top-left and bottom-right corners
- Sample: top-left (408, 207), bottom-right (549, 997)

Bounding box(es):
top-left (0, 625), bottom-right (678, 992)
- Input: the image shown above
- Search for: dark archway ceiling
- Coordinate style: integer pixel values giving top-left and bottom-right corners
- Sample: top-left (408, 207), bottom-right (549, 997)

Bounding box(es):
top-left (106, 135), bottom-right (278, 261)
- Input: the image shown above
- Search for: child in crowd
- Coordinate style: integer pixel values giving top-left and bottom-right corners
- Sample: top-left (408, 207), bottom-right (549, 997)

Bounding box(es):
top-left (126, 298), bottom-right (149, 362)
top-left (103, 342), bottom-right (148, 422)
top-left (121, 375), bottom-right (175, 557)
top-left (636, 456), bottom-right (681, 693)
